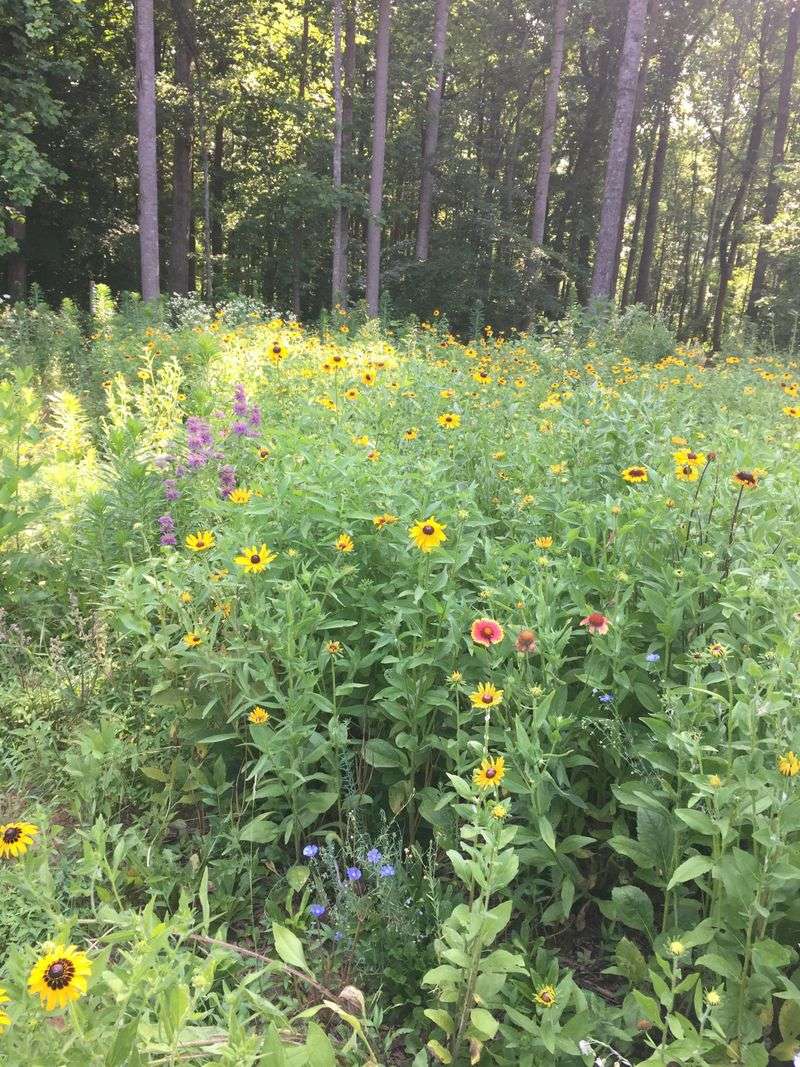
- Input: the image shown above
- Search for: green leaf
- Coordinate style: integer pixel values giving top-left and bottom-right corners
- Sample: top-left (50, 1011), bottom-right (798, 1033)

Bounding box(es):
top-left (538, 815), bottom-right (556, 852)
top-left (363, 738), bottom-right (406, 769)
top-left (470, 1007), bottom-right (499, 1040)
top-left (424, 1009), bottom-right (455, 1035)
top-left (752, 938), bottom-right (793, 969)
top-left (272, 922), bottom-right (310, 973)
top-left (667, 855), bottom-right (713, 890)
top-left (304, 1022), bottom-right (335, 1067)
top-left (780, 999), bottom-right (800, 1042)
top-left (426, 1039), bottom-right (453, 1063)
top-left (614, 936), bottom-right (648, 984)
top-left (611, 885), bottom-right (654, 937)
top-left (106, 1019), bottom-right (140, 1067)
top-left (238, 817), bottom-right (278, 844)
top-left (286, 865), bottom-right (310, 892)
top-left (632, 989), bottom-right (662, 1026)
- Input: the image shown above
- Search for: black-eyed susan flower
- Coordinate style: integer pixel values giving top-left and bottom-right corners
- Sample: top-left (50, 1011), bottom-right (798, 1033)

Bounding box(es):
top-left (621, 466), bottom-right (648, 483)
top-left (403, 427), bottom-right (418, 441)
top-left (0, 822), bottom-right (38, 860)
top-left (673, 449), bottom-right (706, 467)
top-left (470, 619), bottom-right (504, 646)
top-left (228, 488), bottom-right (252, 505)
top-left (186, 530), bottom-right (215, 552)
top-left (778, 751), bottom-right (800, 777)
top-left (409, 517), bottom-right (447, 552)
top-left (362, 370), bottom-right (376, 386)
top-left (28, 944), bottom-right (92, 1011)
top-left (248, 706), bottom-right (269, 725)
top-left (326, 640), bottom-right (342, 655)
top-left (534, 536), bottom-right (553, 549)
top-left (344, 388), bottom-right (358, 400)
top-left (473, 754), bottom-right (506, 789)
top-left (234, 544), bottom-right (276, 573)
top-left (372, 513), bottom-right (398, 528)
top-left (269, 340), bottom-right (287, 361)
top-left (732, 470), bottom-right (758, 489)
top-left (184, 632), bottom-right (202, 648)
top-left (783, 406), bottom-right (800, 418)
top-left (534, 984), bottom-right (557, 1008)
top-left (707, 641), bottom-right (729, 658)
top-left (472, 369), bottom-right (492, 385)
top-left (469, 682), bottom-right (503, 708)
top-left (0, 988), bottom-right (9, 1032)
top-left (258, 447), bottom-right (270, 460)
top-left (438, 412), bottom-right (460, 429)
top-left (335, 533), bottom-right (354, 553)
top-left (366, 450), bottom-right (380, 462)
top-left (675, 463), bottom-right (699, 482)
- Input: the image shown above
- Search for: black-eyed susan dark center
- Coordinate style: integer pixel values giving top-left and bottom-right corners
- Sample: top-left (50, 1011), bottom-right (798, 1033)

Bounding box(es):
top-left (250, 553), bottom-right (261, 565)
top-left (629, 468), bottom-right (645, 478)
top-left (485, 766), bottom-right (496, 777)
top-left (422, 525), bottom-right (434, 535)
top-left (2, 827), bottom-right (20, 844)
top-left (44, 959), bottom-right (75, 990)
top-left (482, 693), bottom-right (494, 705)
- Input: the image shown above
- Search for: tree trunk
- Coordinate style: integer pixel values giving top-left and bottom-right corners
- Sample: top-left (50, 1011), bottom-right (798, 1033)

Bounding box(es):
top-left (211, 121), bottom-right (224, 257)
top-left (6, 212), bottom-right (26, 302)
top-left (676, 148), bottom-right (699, 334)
top-left (711, 8), bottom-right (771, 352)
top-left (332, 0), bottom-right (347, 304)
top-left (366, 0), bottom-right (391, 317)
top-left (747, 3), bottom-right (799, 321)
top-left (292, 5), bottom-right (310, 318)
top-left (633, 104), bottom-right (669, 306)
top-left (415, 0), bottom-right (449, 262)
top-left (530, 0), bottom-right (568, 270)
top-left (589, 0), bottom-right (648, 301)
top-left (134, 0), bottom-right (161, 301)
top-left (620, 124), bottom-right (654, 309)
top-left (168, 0), bottom-right (194, 295)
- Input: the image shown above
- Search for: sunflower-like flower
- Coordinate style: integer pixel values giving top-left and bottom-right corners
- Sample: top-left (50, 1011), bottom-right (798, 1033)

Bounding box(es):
top-left (326, 640), bottom-right (342, 655)
top-left (534, 536), bottom-right (553, 549)
top-left (783, 406), bottom-right (800, 419)
top-left (409, 517), bottom-right (447, 553)
top-left (248, 706), bottom-right (270, 725)
top-left (473, 754), bottom-right (506, 789)
top-left (268, 340), bottom-right (287, 362)
top-left (470, 619), bottom-right (504, 646)
top-left (403, 428), bottom-right (419, 441)
top-left (438, 412), bottom-right (460, 429)
top-left (228, 488), bottom-right (252, 505)
top-left (777, 751), bottom-right (800, 777)
top-left (673, 449), bottom-right (706, 467)
top-left (372, 513), bottom-right (398, 528)
top-left (0, 987), bottom-right (9, 1032)
top-left (184, 632), bottom-right (202, 648)
top-left (28, 944), bottom-right (92, 1011)
top-left (234, 544), bottom-right (277, 573)
top-left (335, 533), bottom-right (354, 553)
top-left (469, 682), bottom-right (504, 708)
top-left (534, 984), bottom-right (557, 1008)
top-left (675, 463), bottom-right (699, 482)
top-left (579, 612), bottom-right (610, 636)
top-left (621, 466), bottom-right (648, 483)
top-left (732, 470), bottom-right (758, 489)
top-left (0, 822), bottom-right (38, 860)
top-left (362, 369), bottom-right (377, 386)
top-left (707, 641), bottom-right (729, 658)
top-left (186, 530), bottom-right (215, 552)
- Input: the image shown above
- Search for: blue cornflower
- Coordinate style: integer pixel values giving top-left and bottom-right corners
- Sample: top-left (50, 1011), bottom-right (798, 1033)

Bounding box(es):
top-left (309, 903), bottom-right (326, 918)
top-left (379, 864), bottom-right (395, 878)
top-left (598, 692), bottom-right (614, 704)
top-left (366, 848), bottom-right (382, 864)
top-left (302, 844), bottom-right (319, 858)
top-left (346, 867), bottom-right (362, 882)
top-left (333, 930), bottom-right (344, 941)
top-left (646, 652), bottom-right (661, 662)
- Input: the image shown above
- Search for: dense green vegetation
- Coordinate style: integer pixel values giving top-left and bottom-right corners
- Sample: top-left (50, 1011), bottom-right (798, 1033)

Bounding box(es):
top-left (2, 298), bottom-right (800, 1064)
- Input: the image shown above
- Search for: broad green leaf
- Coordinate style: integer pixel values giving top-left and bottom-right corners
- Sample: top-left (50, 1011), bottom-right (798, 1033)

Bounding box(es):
top-left (272, 923), bottom-right (310, 973)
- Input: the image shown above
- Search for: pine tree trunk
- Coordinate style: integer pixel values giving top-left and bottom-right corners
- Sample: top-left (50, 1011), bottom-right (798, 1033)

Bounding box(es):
top-left (747, 3), bottom-right (799, 321)
top-left (529, 0), bottom-right (568, 286)
top-left (168, 0), bottom-right (194, 295)
top-left (134, 0), bottom-right (161, 301)
top-left (633, 104), bottom-right (669, 306)
top-left (415, 0), bottom-right (449, 262)
top-left (366, 0), bottom-right (391, 317)
top-left (711, 9), bottom-right (771, 352)
top-left (589, 0), bottom-right (648, 301)
top-left (332, 0), bottom-right (347, 304)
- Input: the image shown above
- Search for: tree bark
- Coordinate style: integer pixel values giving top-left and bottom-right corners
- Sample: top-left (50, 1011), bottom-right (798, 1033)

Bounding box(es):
top-left (633, 103), bottom-right (669, 306)
top-left (168, 0), bottom-right (194, 295)
top-left (332, 0), bottom-right (346, 304)
top-left (529, 0), bottom-right (568, 276)
top-left (589, 0), bottom-right (648, 301)
top-left (6, 212), bottom-right (26, 302)
top-left (747, 3), bottom-right (800, 321)
top-left (620, 123), bottom-right (654, 309)
top-left (676, 147), bottom-right (699, 334)
top-left (134, 0), bottom-right (161, 301)
top-left (711, 8), bottom-right (771, 351)
top-left (292, 5), bottom-right (310, 318)
top-left (211, 121), bottom-right (224, 257)
top-left (415, 0), bottom-right (450, 262)
top-left (366, 0), bottom-right (391, 317)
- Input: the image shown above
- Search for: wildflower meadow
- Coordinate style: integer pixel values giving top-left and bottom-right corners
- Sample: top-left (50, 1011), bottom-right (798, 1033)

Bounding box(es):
top-left (0, 295), bottom-right (799, 1066)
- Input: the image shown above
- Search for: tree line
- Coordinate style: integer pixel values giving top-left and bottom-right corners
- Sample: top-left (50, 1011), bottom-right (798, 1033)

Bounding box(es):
top-left (4, 0), bottom-right (800, 346)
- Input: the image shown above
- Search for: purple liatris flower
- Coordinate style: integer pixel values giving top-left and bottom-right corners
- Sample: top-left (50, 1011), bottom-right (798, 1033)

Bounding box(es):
top-left (158, 514), bottom-right (175, 533)
top-left (160, 533), bottom-right (177, 546)
top-left (248, 404), bottom-right (262, 431)
top-left (231, 420), bottom-right (248, 437)
top-left (186, 416), bottom-right (213, 449)
top-left (302, 844), bottom-right (319, 858)
top-left (346, 867), bottom-right (362, 882)
top-left (309, 903), bottom-right (326, 918)
top-left (163, 479), bottom-right (180, 501)
top-left (218, 464), bottom-right (237, 498)
top-left (366, 848), bottom-right (382, 864)
top-left (187, 451), bottom-right (208, 470)
top-left (379, 864), bottom-right (395, 878)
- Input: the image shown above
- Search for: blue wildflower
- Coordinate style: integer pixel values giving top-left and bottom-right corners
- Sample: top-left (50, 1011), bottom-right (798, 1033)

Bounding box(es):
top-left (366, 848), bottom-right (382, 864)
top-left (598, 692), bottom-right (614, 704)
top-left (309, 903), bottom-right (326, 918)
top-left (379, 864), bottom-right (395, 878)
top-left (646, 652), bottom-right (661, 662)
top-left (302, 844), bottom-right (319, 858)
top-left (346, 867), bottom-right (362, 882)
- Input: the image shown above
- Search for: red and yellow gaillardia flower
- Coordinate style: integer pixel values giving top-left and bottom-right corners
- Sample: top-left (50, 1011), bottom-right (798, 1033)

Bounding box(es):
top-left (515, 629), bottom-right (537, 653)
top-left (28, 944), bottom-right (93, 1011)
top-left (732, 470), bottom-right (759, 490)
top-left (580, 612), bottom-right (610, 636)
top-left (473, 754), bottom-right (506, 789)
top-left (186, 530), bottom-right (215, 552)
top-left (0, 821), bottom-right (38, 860)
top-left (621, 466), bottom-right (648, 483)
top-left (409, 517), bottom-right (447, 552)
top-left (234, 544), bottom-right (277, 573)
top-left (372, 513), bottom-right (398, 528)
top-left (470, 619), bottom-right (504, 646)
